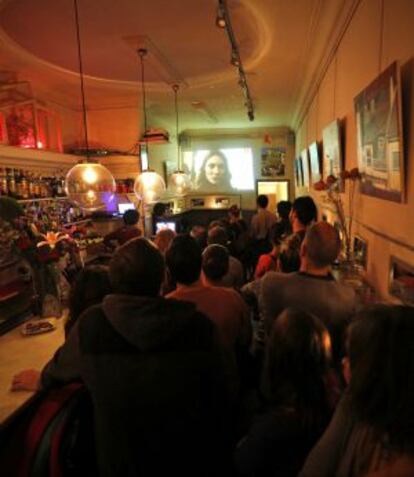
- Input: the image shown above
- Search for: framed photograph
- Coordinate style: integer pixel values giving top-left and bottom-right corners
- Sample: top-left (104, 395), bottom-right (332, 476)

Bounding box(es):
top-left (308, 141), bottom-right (321, 184)
top-left (354, 61), bottom-right (404, 202)
top-left (260, 147), bottom-right (286, 177)
top-left (300, 149), bottom-right (310, 188)
top-left (322, 119), bottom-right (343, 190)
top-left (294, 157), bottom-right (302, 188)
top-left (389, 256), bottom-right (414, 305)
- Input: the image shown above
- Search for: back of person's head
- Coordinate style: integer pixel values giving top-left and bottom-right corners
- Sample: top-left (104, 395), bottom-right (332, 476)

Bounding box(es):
top-left (67, 265), bottom-right (111, 336)
top-left (207, 226), bottom-right (228, 247)
top-left (278, 233), bottom-right (303, 272)
top-left (202, 244), bottom-right (229, 282)
top-left (109, 238), bottom-right (164, 296)
top-left (304, 222), bottom-right (341, 268)
top-left (347, 305), bottom-right (414, 452)
top-left (257, 194), bottom-right (269, 209)
top-left (152, 202), bottom-right (167, 218)
top-left (123, 208), bottom-right (140, 226)
top-left (263, 308), bottom-right (332, 417)
top-left (269, 222), bottom-right (286, 247)
top-left (190, 225), bottom-right (207, 250)
top-left (292, 196), bottom-right (317, 226)
top-left (154, 228), bottom-right (176, 255)
top-left (277, 200), bottom-right (292, 221)
top-left (228, 204), bottom-right (240, 219)
top-left (166, 234), bottom-right (202, 285)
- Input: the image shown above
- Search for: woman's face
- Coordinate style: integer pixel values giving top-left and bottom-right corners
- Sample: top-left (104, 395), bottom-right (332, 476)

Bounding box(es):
top-left (204, 155), bottom-right (226, 185)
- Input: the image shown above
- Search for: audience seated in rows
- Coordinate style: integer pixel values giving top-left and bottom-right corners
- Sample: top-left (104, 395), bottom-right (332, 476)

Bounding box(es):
top-left (244, 221), bottom-right (356, 367)
top-left (235, 308), bottom-right (337, 477)
top-left (300, 305), bottom-right (414, 477)
top-left (207, 226), bottom-right (244, 288)
top-left (13, 238), bottom-right (233, 476)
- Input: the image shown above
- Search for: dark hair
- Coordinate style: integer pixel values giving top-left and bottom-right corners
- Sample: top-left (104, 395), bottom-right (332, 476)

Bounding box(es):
top-left (278, 232), bottom-right (303, 272)
top-left (195, 151), bottom-right (231, 191)
top-left (166, 234), bottom-right (202, 285)
top-left (202, 244), bottom-right (229, 281)
top-left (66, 265), bottom-right (111, 337)
top-left (257, 194), bottom-right (269, 209)
top-left (207, 226), bottom-right (228, 247)
top-left (262, 308), bottom-right (332, 427)
top-left (305, 222), bottom-right (341, 268)
top-left (152, 202), bottom-right (167, 217)
top-left (292, 196), bottom-right (317, 226)
top-left (347, 305), bottom-right (414, 453)
top-left (109, 238), bottom-right (165, 296)
top-left (269, 222), bottom-right (286, 247)
top-left (228, 204), bottom-right (240, 218)
top-left (123, 208), bottom-right (140, 225)
top-left (277, 200), bottom-right (292, 220)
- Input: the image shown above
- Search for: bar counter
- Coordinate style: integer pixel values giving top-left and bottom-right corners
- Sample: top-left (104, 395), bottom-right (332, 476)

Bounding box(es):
top-left (0, 316), bottom-right (64, 424)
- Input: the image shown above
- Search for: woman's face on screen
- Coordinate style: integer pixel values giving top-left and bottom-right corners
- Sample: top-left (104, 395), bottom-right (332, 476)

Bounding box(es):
top-left (204, 155), bottom-right (226, 185)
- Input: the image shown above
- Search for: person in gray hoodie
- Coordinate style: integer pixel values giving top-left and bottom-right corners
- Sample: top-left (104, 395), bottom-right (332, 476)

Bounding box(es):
top-left (13, 238), bottom-right (232, 477)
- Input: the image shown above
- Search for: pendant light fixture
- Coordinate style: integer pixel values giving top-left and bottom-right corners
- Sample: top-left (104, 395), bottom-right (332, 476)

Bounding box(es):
top-left (64, 0), bottom-right (116, 211)
top-left (134, 48), bottom-right (166, 203)
top-left (169, 84), bottom-right (191, 196)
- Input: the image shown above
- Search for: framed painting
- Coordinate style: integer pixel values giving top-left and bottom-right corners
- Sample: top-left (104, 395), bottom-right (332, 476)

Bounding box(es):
top-left (300, 149), bottom-right (310, 188)
top-left (260, 147), bottom-right (286, 177)
top-left (322, 119), bottom-right (343, 190)
top-left (354, 61), bottom-right (404, 202)
top-left (308, 141), bottom-right (321, 184)
top-left (389, 256), bottom-right (414, 305)
top-left (294, 157), bottom-right (302, 188)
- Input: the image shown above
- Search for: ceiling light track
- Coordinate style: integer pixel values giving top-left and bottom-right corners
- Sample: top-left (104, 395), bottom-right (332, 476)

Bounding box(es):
top-left (217, 0), bottom-right (254, 121)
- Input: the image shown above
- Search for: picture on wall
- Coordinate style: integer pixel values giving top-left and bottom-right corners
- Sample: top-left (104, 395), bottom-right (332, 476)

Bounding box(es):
top-left (294, 157), bottom-right (302, 188)
top-left (322, 119), bottom-right (343, 190)
top-left (353, 235), bottom-right (368, 269)
top-left (260, 147), bottom-right (286, 177)
top-left (300, 149), bottom-right (310, 188)
top-left (389, 256), bottom-right (414, 305)
top-left (354, 61), bottom-right (404, 202)
top-left (308, 141), bottom-right (321, 184)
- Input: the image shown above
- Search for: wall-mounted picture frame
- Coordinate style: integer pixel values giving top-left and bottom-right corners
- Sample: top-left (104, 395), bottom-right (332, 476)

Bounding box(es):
top-left (389, 256), bottom-right (414, 305)
top-left (294, 157), bottom-right (302, 188)
top-left (354, 61), bottom-right (405, 202)
top-left (308, 141), bottom-right (322, 184)
top-left (322, 119), bottom-right (343, 190)
top-left (260, 147), bottom-right (286, 177)
top-left (353, 235), bottom-right (368, 269)
top-left (300, 149), bottom-right (310, 188)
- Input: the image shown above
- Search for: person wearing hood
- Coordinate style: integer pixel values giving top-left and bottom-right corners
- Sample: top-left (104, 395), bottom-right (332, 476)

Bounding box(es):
top-left (12, 238), bottom-right (232, 476)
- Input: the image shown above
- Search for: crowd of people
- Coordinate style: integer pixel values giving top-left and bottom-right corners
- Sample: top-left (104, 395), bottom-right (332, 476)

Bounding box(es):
top-left (9, 194), bottom-right (414, 477)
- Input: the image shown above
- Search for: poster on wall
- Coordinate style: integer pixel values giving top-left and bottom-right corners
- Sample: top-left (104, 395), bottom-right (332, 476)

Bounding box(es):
top-left (260, 147), bottom-right (286, 177)
top-left (300, 149), bottom-right (310, 188)
top-left (294, 157), bottom-right (302, 188)
top-left (308, 141), bottom-right (321, 184)
top-left (354, 61), bottom-right (404, 202)
top-left (322, 119), bottom-right (343, 190)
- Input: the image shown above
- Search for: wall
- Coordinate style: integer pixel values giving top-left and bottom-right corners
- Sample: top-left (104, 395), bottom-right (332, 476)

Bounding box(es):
top-left (294, 0), bottom-right (414, 301)
top-left (149, 126), bottom-right (296, 211)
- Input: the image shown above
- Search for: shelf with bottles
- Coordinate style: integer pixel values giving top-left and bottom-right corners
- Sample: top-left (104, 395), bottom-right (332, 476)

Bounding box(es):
top-left (0, 167), bottom-right (66, 200)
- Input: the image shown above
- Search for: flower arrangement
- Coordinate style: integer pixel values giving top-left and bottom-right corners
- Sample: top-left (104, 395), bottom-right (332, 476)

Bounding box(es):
top-left (313, 168), bottom-right (361, 260)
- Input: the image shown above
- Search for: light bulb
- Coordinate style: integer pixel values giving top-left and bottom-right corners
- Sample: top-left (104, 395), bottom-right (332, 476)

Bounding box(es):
top-left (169, 171), bottom-right (192, 196)
top-left (65, 163), bottom-right (116, 211)
top-left (134, 170), bottom-right (166, 203)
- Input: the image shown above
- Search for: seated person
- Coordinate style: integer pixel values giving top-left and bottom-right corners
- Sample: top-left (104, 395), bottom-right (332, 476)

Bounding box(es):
top-left (254, 222), bottom-right (285, 279)
top-left (202, 244), bottom-right (230, 288)
top-left (208, 226), bottom-right (244, 288)
top-left (234, 308), bottom-right (336, 477)
top-left (300, 305), bottom-right (414, 477)
top-left (103, 209), bottom-right (141, 248)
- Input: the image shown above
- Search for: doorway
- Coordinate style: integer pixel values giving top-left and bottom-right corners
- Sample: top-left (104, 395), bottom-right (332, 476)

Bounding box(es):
top-left (256, 180), bottom-right (290, 214)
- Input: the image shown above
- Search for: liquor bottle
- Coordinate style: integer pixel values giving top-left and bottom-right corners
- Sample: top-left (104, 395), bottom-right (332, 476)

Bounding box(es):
top-left (7, 168), bottom-right (16, 198)
top-left (0, 167), bottom-right (8, 196)
top-left (20, 170), bottom-right (30, 199)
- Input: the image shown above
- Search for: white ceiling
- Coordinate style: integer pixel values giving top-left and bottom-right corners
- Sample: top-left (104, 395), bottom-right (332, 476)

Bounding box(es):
top-left (0, 0), bottom-right (355, 132)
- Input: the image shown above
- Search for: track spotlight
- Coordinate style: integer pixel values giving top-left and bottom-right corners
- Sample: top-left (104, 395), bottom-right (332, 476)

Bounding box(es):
top-left (216, 5), bottom-right (226, 28)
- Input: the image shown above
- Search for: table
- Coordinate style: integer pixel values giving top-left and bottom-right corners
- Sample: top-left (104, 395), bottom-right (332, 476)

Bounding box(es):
top-left (0, 317), bottom-right (65, 424)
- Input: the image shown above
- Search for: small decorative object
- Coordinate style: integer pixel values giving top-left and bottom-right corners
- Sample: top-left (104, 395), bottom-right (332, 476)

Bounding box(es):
top-left (353, 236), bottom-right (368, 269)
top-left (313, 167), bottom-right (361, 261)
top-left (21, 318), bottom-right (57, 336)
top-left (389, 256), bottom-right (414, 305)
top-left (36, 231), bottom-right (69, 250)
top-left (322, 119), bottom-right (343, 191)
top-left (355, 62), bottom-right (404, 202)
top-left (260, 147), bottom-right (286, 177)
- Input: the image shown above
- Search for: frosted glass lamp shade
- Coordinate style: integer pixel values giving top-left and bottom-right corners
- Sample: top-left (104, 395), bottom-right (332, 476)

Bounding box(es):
top-left (169, 170), bottom-right (192, 196)
top-left (134, 170), bottom-right (166, 203)
top-left (64, 163), bottom-right (116, 211)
